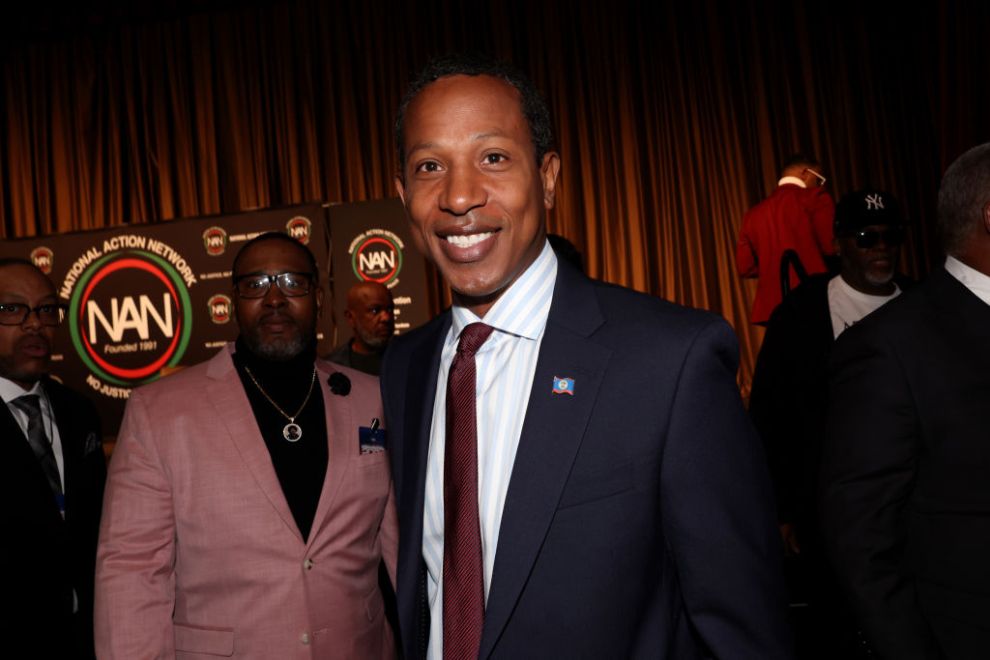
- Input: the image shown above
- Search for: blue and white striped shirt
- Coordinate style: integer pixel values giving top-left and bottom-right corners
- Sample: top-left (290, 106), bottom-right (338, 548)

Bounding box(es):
top-left (422, 240), bottom-right (558, 659)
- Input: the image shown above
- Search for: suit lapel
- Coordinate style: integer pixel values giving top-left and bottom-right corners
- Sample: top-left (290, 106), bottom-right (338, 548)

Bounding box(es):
top-left (207, 346), bottom-right (303, 542)
top-left (394, 312), bottom-right (450, 657)
top-left (480, 265), bottom-right (611, 658)
top-left (306, 362), bottom-right (353, 550)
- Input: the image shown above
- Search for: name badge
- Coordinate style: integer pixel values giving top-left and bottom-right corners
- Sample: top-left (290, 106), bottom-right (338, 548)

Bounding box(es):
top-left (359, 426), bottom-right (386, 454)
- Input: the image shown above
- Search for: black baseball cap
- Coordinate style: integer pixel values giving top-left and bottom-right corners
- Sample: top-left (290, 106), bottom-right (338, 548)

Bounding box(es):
top-left (834, 189), bottom-right (905, 236)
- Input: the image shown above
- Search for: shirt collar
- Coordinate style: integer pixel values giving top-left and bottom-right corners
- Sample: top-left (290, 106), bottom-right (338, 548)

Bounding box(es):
top-left (835, 274), bottom-right (900, 302)
top-left (777, 176), bottom-right (807, 188)
top-left (450, 239), bottom-right (558, 342)
top-left (945, 255), bottom-right (990, 307)
top-left (0, 375), bottom-right (42, 404)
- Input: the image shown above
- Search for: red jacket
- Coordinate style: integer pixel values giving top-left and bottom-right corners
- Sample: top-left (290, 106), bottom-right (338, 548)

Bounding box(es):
top-left (737, 183), bottom-right (835, 324)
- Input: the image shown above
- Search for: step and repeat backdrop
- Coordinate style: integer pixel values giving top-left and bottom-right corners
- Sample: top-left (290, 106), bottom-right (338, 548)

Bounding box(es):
top-left (0, 199), bottom-right (430, 435)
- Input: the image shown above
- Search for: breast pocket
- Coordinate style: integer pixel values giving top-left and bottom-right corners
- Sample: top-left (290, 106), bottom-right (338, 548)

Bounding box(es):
top-left (174, 623), bottom-right (234, 657)
top-left (557, 454), bottom-right (660, 510)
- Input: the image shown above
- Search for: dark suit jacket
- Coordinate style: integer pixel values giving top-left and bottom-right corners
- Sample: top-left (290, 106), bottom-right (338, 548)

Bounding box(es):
top-left (382, 262), bottom-right (791, 659)
top-left (821, 267), bottom-right (990, 660)
top-left (1, 377), bottom-right (106, 658)
top-left (751, 273), bottom-right (912, 533)
top-left (750, 274), bottom-right (834, 532)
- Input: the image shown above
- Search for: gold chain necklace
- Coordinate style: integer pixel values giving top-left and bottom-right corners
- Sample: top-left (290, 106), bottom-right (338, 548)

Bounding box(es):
top-left (243, 365), bottom-right (317, 442)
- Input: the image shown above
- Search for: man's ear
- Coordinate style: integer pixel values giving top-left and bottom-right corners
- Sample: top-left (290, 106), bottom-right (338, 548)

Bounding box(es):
top-left (540, 152), bottom-right (561, 210)
top-left (315, 287), bottom-right (325, 318)
top-left (395, 174), bottom-right (407, 206)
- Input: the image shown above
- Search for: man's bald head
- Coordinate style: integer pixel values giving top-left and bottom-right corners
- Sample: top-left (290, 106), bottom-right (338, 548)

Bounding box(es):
top-left (344, 282), bottom-right (395, 354)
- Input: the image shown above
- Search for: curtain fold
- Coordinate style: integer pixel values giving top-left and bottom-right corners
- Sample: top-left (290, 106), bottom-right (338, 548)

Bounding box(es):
top-left (2, 0), bottom-right (987, 392)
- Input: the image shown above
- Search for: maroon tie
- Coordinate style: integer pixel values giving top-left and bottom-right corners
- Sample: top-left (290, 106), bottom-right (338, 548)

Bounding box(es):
top-left (443, 322), bottom-right (494, 660)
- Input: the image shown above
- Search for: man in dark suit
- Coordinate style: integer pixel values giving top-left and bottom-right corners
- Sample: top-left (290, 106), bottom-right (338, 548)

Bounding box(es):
top-left (383, 54), bottom-right (790, 659)
top-left (0, 258), bottom-right (106, 658)
top-left (821, 143), bottom-right (990, 660)
top-left (750, 190), bottom-right (908, 658)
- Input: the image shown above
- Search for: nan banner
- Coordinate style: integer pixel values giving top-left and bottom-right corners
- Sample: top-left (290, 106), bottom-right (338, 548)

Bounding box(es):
top-left (1, 204), bottom-right (328, 435)
top-left (2, 200), bottom-right (432, 436)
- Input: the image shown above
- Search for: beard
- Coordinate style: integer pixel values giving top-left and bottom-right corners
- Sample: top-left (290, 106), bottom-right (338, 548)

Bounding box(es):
top-left (242, 316), bottom-right (314, 361)
top-left (356, 326), bottom-right (389, 350)
top-left (864, 264), bottom-right (895, 288)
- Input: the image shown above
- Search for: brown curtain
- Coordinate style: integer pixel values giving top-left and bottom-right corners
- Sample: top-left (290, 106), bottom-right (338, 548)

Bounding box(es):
top-left (2, 0), bottom-right (987, 393)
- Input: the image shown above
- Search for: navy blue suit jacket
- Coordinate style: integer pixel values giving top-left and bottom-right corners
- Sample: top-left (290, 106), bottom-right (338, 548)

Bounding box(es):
top-left (382, 261), bottom-right (790, 659)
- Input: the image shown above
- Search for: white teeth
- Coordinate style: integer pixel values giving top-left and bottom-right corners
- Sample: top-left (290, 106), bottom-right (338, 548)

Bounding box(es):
top-left (445, 232), bottom-right (493, 248)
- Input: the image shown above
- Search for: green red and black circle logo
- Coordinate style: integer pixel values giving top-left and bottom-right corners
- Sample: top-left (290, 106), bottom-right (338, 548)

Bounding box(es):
top-left (68, 250), bottom-right (193, 386)
top-left (30, 247), bottom-right (54, 274)
top-left (350, 229), bottom-right (404, 286)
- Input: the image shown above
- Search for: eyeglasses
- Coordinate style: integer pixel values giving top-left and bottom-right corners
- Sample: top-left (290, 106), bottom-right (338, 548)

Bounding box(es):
top-left (803, 167), bottom-right (827, 187)
top-left (854, 228), bottom-right (904, 249)
top-left (233, 272), bottom-right (314, 298)
top-left (0, 302), bottom-right (67, 326)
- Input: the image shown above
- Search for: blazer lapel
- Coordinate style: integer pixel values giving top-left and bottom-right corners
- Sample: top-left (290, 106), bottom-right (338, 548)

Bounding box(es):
top-left (393, 312), bottom-right (450, 657)
top-left (305, 362), bottom-right (354, 550)
top-left (207, 346), bottom-right (302, 543)
top-left (480, 265), bottom-right (611, 658)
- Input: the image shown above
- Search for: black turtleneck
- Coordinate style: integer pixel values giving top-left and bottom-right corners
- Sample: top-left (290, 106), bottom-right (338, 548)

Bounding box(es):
top-left (232, 336), bottom-right (328, 542)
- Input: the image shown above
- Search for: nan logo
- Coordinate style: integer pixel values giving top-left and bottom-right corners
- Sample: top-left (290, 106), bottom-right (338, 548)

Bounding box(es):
top-left (286, 216), bottom-right (312, 245)
top-left (67, 250), bottom-right (193, 388)
top-left (202, 226), bottom-right (229, 256)
top-left (348, 229), bottom-right (405, 288)
top-left (30, 247), bottom-right (55, 274)
top-left (208, 294), bottom-right (232, 324)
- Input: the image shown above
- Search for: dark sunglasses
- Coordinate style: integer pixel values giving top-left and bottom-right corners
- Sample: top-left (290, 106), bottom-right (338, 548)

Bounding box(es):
top-left (854, 227), bottom-right (904, 249)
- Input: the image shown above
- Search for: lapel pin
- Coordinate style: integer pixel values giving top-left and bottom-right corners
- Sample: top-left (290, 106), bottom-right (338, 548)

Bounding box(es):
top-left (552, 376), bottom-right (575, 395)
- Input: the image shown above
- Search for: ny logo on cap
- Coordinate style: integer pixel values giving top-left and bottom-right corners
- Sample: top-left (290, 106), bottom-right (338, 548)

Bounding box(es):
top-left (865, 193), bottom-right (885, 211)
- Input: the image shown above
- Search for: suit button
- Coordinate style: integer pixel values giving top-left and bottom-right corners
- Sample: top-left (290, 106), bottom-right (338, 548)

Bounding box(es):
top-left (304, 558), bottom-right (314, 570)
top-left (300, 632), bottom-right (310, 645)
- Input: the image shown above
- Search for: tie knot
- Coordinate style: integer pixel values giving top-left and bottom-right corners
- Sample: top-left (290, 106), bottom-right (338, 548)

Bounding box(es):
top-left (12, 394), bottom-right (42, 417)
top-left (457, 322), bottom-right (494, 356)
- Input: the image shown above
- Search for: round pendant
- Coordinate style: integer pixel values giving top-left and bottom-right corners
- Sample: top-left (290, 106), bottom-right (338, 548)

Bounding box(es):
top-left (283, 423), bottom-right (302, 442)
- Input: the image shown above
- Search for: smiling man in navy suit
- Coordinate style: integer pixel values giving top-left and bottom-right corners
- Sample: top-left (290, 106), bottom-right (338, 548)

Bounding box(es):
top-left (383, 54), bottom-right (790, 660)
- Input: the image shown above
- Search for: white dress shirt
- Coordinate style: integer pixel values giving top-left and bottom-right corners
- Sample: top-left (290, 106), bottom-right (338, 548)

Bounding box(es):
top-left (945, 255), bottom-right (990, 307)
top-left (422, 240), bottom-right (557, 660)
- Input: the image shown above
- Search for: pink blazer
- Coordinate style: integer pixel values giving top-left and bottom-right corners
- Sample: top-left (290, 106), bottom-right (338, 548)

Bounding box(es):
top-left (95, 345), bottom-right (398, 659)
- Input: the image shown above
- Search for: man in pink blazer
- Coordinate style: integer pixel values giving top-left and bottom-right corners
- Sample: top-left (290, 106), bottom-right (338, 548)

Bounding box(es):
top-left (95, 232), bottom-right (398, 659)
